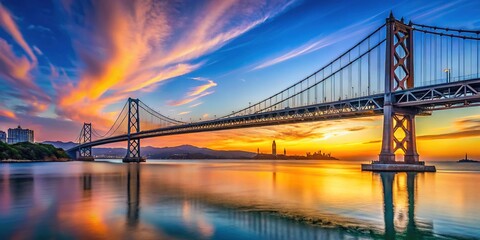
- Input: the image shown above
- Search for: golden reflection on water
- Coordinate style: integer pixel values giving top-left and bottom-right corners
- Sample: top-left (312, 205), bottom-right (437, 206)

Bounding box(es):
top-left (0, 161), bottom-right (479, 239)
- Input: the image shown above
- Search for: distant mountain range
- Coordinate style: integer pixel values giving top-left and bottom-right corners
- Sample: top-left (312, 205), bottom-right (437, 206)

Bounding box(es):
top-left (42, 141), bottom-right (256, 159)
top-left (43, 141), bottom-right (78, 150)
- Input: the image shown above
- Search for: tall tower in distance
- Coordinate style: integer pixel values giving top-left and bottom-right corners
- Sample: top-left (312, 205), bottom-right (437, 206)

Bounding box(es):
top-left (272, 140), bottom-right (276, 156)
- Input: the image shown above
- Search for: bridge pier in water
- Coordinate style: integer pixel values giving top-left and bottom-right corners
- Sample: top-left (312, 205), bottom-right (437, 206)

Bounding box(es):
top-left (362, 13), bottom-right (435, 172)
top-left (123, 98), bottom-right (146, 163)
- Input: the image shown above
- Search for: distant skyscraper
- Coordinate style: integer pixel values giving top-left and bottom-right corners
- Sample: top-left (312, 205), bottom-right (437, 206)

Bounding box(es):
top-left (0, 131), bottom-right (6, 143)
top-left (7, 126), bottom-right (34, 144)
top-left (272, 140), bottom-right (276, 156)
top-left (284, 148), bottom-right (286, 155)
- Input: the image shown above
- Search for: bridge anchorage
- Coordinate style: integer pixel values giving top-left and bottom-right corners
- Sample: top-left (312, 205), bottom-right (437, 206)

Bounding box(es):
top-left (68, 12), bottom-right (480, 171)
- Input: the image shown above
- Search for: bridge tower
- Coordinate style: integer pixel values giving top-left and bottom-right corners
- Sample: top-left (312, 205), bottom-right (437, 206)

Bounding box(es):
top-left (123, 98), bottom-right (145, 162)
top-left (378, 13), bottom-right (422, 166)
top-left (78, 123), bottom-right (94, 161)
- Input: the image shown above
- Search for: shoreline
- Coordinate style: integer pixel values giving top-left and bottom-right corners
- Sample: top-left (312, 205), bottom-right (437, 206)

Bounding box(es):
top-left (0, 159), bottom-right (70, 163)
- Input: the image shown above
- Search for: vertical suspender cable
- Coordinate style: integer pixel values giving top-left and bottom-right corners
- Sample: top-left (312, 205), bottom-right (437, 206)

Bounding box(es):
top-left (446, 34), bottom-right (449, 81)
top-left (359, 48), bottom-right (362, 96)
top-left (339, 57), bottom-right (343, 100)
top-left (429, 33), bottom-right (435, 81)
top-left (314, 74), bottom-right (317, 104)
top-left (423, 32), bottom-right (426, 84)
top-left (368, 37), bottom-right (371, 95)
top-left (377, 41), bottom-right (381, 93)
top-left (463, 38), bottom-right (466, 80)
top-left (440, 34), bottom-right (443, 82)
top-left (348, 51), bottom-right (352, 97)
top-left (471, 38), bottom-right (474, 78)
top-left (450, 36), bottom-right (453, 81)
top-left (432, 35), bottom-right (438, 82)
top-left (458, 38), bottom-right (461, 81)
top-left (322, 70), bottom-right (325, 102)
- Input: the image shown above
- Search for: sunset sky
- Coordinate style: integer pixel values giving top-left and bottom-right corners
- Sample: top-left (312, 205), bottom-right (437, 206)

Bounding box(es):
top-left (0, 0), bottom-right (479, 160)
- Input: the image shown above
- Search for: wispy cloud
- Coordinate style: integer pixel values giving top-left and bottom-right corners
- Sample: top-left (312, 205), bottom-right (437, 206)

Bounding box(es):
top-left (178, 111), bottom-right (190, 115)
top-left (27, 24), bottom-right (52, 33)
top-left (409, 0), bottom-right (467, 21)
top-left (189, 102), bottom-right (203, 108)
top-left (253, 10), bottom-right (385, 70)
top-left (168, 91), bottom-right (214, 107)
top-left (32, 46), bottom-right (43, 55)
top-left (168, 78), bottom-right (218, 107)
top-left (0, 4), bottom-right (49, 115)
top-left (0, 3), bottom-right (36, 62)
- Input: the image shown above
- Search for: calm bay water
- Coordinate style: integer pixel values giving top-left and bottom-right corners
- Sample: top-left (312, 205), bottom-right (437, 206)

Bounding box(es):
top-left (0, 160), bottom-right (479, 239)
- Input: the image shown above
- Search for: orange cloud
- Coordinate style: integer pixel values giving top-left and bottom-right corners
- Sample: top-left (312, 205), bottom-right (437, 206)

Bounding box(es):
top-left (0, 39), bottom-right (34, 87)
top-left (0, 108), bottom-right (16, 120)
top-left (54, 0), bottom-right (293, 130)
top-left (188, 80), bottom-right (217, 97)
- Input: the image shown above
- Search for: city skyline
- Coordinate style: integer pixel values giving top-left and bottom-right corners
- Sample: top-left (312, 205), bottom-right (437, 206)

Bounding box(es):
top-left (0, 0), bottom-right (479, 160)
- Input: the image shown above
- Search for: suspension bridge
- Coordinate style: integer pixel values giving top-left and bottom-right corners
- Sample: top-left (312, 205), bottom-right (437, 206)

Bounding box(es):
top-left (67, 14), bottom-right (480, 171)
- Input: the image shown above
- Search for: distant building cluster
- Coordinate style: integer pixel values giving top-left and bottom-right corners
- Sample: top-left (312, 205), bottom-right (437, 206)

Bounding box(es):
top-left (258, 140), bottom-right (287, 156)
top-left (255, 140), bottom-right (337, 160)
top-left (0, 125), bottom-right (35, 144)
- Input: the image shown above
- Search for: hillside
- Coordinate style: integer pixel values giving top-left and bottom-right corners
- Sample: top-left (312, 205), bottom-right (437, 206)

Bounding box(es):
top-left (43, 142), bottom-right (256, 159)
top-left (0, 142), bottom-right (69, 161)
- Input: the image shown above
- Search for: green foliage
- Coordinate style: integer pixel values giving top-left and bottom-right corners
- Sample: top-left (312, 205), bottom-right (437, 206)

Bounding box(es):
top-left (0, 142), bottom-right (69, 160)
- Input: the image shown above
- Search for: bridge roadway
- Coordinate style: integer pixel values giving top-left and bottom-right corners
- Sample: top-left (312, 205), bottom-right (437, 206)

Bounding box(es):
top-left (68, 78), bottom-right (480, 152)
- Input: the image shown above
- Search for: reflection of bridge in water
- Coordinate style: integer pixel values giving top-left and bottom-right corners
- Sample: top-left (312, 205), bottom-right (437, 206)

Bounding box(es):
top-left (118, 165), bottom-right (437, 239)
top-left (380, 172), bottom-right (434, 239)
top-left (68, 13), bottom-right (480, 170)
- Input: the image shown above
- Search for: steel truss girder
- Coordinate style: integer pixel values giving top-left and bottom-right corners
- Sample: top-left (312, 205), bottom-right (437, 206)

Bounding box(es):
top-left (393, 79), bottom-right (480, 110)
top-left (132, 95), bottom-right (384, 138)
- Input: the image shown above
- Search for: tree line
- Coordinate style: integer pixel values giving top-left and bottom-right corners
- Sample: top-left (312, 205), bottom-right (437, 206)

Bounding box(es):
top-left (0, 142), bottom-right (69, 160)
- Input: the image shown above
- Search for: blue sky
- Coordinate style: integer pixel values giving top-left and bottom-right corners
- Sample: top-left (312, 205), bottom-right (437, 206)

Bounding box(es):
top-left (0, 0), bottom-right (479, 159)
